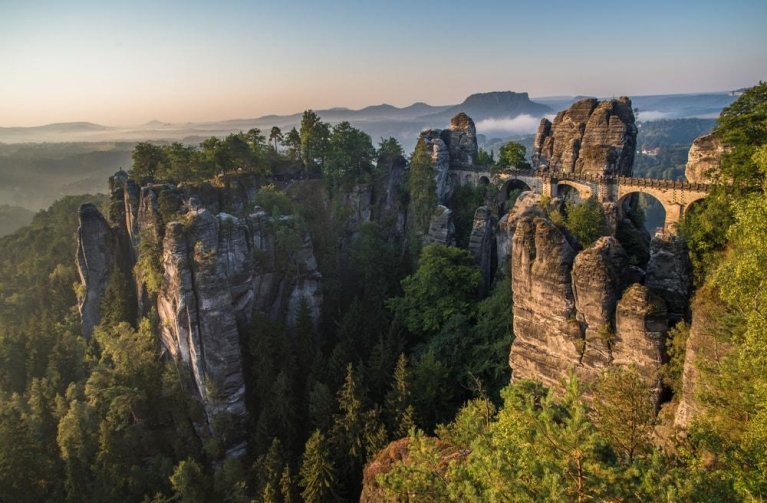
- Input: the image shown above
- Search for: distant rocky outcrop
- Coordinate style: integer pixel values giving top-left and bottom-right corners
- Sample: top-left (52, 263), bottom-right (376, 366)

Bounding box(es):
top-left (424, 91), bottom-right (553, 123)
top-left (685, 132), bottom-right (729, 184)
top-left (417, 113), bottom-right (479, 205)
top-left (532, 97), bottom-right (637, 176)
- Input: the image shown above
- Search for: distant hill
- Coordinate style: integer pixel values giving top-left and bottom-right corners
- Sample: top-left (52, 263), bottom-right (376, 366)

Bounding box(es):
top-left (0, 90), bottom-right (739, 149)
top-left (422, 91), bottom-right (553, 122)
top-left (0, 204), bottom-right (35, 237)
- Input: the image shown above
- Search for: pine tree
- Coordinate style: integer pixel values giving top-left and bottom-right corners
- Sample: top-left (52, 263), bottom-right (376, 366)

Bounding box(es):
top-left (385, 353), bottom-right (416, 438)
top-left (299, 430), bottom-right (336, 503)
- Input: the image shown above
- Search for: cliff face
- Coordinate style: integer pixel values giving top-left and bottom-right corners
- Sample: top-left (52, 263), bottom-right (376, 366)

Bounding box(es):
top-left (532, 97), bottom-right (637, 176)
top-left (468, 206), bottom-right (496, 294)
top-left (685, 133), bottom-right (729, 184)
top-left (509, 217), bottom-right (580, 392)
top-left (77, 172), bottom-right (323, 454)
top-left (76, 203), bottom-right (118, 340)
top-left (509, 215), bottom-right (687, 403)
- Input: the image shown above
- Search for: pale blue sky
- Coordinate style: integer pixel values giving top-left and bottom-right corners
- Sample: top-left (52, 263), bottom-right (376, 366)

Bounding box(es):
top-left (1, 0), bottom-right (765, 126)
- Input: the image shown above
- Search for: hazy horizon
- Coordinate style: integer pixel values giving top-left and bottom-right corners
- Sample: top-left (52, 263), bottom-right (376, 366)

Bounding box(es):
top-left (2, 0), bottom-right (765, 127)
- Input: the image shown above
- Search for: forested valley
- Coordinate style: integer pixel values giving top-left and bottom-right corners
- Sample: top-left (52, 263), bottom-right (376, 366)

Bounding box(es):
top-left (0, 84), bottom-right (765, 503)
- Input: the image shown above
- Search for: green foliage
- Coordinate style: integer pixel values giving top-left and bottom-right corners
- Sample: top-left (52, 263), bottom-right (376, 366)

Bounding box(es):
top-left (325, 121), bottom-right (376, 188)
top-left (682, 83), bottom-right (767, 283)
top-left (590, 366), bottom-right (655, 464)
top-left (300, 110), bottom-right (330, 174)
top-left (661, 321), bottom-right (690, 395)
top-left (98, 268), bottom-right (137, 331)
top-left (131, 142), bottom-right (165, 182)
top-left (134, 229), bottom-right (164, 295)
top-left (497, 141), bottom-right (528, 168)
top-left (475, 147), bottom-right (494, 166)
top-left (562, 197), bottom-right (609, 248)
top-left (407, 137), bottom-right (437, 233)
top-left (253, 184), bottom-right (294, 216)
top-left (387, 244), bottom-right (481, 341)
top-left (449, 183), bottom-right (486, 248)
top-left (282, 127), bottom-right (301, 161)
top-left (376, 137), bottom-right (404, 164)
top-left (377, 377), bottom-right (702, 502)
top-left (0, 204), bottom-right (34, 237)
top-left (170, 458), bottom-right (209, 503)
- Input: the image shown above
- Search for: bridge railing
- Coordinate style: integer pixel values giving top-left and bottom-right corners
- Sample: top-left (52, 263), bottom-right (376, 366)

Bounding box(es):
top-left (493, 167), bottom-right (711, 193)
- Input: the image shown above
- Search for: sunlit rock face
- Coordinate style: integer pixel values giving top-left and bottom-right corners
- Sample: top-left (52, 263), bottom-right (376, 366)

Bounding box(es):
top-left (509, 213), bottom-right (687, 405)
top-left (685, 132), bottom-right (729, 184)
top-left (533, 97), bottom-right (637, 176)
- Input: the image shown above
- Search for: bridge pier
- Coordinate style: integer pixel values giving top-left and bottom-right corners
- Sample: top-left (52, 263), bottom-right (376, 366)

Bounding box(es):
top-left (664, 203), bottom-right (683, 234)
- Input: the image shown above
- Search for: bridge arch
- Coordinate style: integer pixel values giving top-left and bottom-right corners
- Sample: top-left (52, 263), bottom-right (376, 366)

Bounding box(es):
top-left (616, 182), bottom-right (709, 234)
top-left (499, 178), bottom-right (533, 212)
top-left (617, 192), bottom-right (667, 234)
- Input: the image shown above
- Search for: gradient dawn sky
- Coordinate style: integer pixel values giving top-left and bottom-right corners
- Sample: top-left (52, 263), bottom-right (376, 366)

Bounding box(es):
top-left (1, 0), bottom-right (765, 127)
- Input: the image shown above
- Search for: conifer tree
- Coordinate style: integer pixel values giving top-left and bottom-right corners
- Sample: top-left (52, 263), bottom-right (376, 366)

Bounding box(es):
top-left (299, 430), bottom-right (336, 503)
top-left (385, 353), bottom-right (417, 438)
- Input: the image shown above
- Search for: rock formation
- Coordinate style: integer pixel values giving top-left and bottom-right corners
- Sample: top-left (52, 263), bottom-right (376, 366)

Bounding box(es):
top-left (674, 286), bottom-right (733, 428)
top-left (509, 215), bottom-right (680, 402)
top-left (426, 205), bottom-right (456, 246)
top-left (685, 133), bottom-right (728, 184)
top-left (75, 203), bottom-right (118, 340)
top-left (645, 234), bottom-right (692, 324)
top-left (496, 191), bottom-right (545, 269)
top-left (509, 217), bottom-right (580, 392)
top-left (532, 97), bottom-right (637, 176)
top-left (468, 206), bottom-right (496, 294)
top-left (572, 237), bottom-right (629, 371)
top-left (77, 172), bottom-right (324, 456)
top-left (613, 284), bottom-right (668, 407)
top-left (417, 113), bottom-right (479, 205)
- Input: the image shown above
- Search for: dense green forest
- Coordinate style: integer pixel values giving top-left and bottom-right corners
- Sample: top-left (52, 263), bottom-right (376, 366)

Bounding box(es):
top-left (0, 85), bottom-right (764, 502)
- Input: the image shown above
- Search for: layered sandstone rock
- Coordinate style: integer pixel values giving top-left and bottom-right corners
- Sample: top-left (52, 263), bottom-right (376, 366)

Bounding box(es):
top-left (532, 97), bottom-right (637, 176)
top-left (75, 203), bottom-right (118, 340)
top-left (496, 191), bottom-right (545, 269)
top-left (417, 113), bottom-right (479, 205)
top-left (510, 216), bottom-right (676, 401)
top-left (674, 286), bottom-right (733, 428)
top-left (509, 217), bottom-right (580, 392)
top-left (645, 234), bottom-right (692, 323)
top-left (80, 172), bottom-right (324, 456)
top-left (685, 133), bottom-right (728, 184)
top-left (426, 205), bottom-right (456, 246)
top-left (446, 112), bottom-right (478, 170)
top-left (468, 206), bottom-right (496, 294)
top-left (572, 237), bottom-right (629, 370)
top-left (614, 284), bottom-right (668, 407)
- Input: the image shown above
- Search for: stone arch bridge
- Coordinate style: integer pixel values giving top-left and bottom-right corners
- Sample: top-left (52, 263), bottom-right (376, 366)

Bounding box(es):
top-left (453, 168), bottom-right (711, 233)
